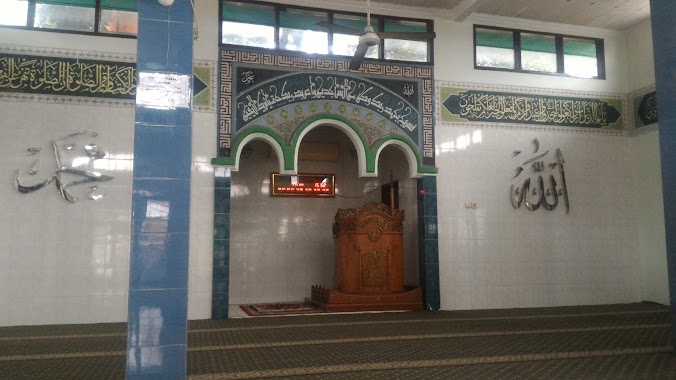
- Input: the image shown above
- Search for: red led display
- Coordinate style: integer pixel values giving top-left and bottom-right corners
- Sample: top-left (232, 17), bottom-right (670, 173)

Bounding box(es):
top-left (271, 173), bottom-right (335, 197)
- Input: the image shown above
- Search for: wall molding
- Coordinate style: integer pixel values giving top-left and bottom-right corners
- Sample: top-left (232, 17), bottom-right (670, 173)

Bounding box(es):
top-left (0, 43), bottom-right (136, 62)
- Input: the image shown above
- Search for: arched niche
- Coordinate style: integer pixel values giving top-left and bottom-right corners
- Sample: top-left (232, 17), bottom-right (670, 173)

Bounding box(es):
top-left (291, 117), bottom-right (370, 178)
top-left (227, 130), bottom-right (290, 175)
top-left (225, 116), bottom-right (424, 179)
top-left (374, 138), bottom-right (422, 179)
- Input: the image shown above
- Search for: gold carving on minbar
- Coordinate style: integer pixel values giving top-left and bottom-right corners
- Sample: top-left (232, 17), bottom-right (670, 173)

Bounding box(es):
top-left (361, 250), bottom-right (387, 287)
top-left (367, 227), bottom-right (382, 242)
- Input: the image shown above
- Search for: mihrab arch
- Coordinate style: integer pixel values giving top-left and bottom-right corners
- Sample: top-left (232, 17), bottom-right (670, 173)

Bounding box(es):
top-left (210, 48), bottom-right (440, 317)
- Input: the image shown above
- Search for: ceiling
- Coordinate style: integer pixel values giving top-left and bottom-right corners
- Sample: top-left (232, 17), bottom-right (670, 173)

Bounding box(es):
top-left (374, 0), bottom-right (652, 31)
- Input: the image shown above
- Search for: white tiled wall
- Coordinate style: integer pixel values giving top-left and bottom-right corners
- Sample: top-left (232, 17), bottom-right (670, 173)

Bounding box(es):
top-left (0, 101), bottom-right (220, 325)
top-left (436, 125), bottom-right (641, 310)
top-left (188, 112), bottom-right (218, 320)
top-left (632, 131), bottom-right (669, 305)
top-left (0, 101), bottom-right (135, 326)
top-left (228, 126), bottom-right (419, 306)
top-left (0, 2), bottom-right (664, 326)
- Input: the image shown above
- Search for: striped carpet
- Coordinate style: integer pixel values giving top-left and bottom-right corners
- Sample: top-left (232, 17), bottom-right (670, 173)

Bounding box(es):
top-left (0, 303), bottom-right (674, 379)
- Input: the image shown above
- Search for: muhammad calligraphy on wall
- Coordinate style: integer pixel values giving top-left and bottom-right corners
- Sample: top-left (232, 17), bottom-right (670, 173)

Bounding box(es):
top-left (439, 85), bottom-right (624, 131)
top-left (15, 131), bottom-right (113, 203)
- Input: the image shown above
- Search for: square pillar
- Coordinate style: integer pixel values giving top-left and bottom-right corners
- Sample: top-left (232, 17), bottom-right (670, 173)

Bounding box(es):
top-left (126, 0), bottom-right (194, 378)
top-left (417, 176), bottom-right (440, 310)
top-left (650, 0), bottom-right (676, 349)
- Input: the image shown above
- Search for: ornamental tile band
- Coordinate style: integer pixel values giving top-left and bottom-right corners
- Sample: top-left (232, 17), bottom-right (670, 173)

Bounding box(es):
top-left (441, 88), bottom-right (622, 130)
top-left (0, 53), bottom-right (136, 99)
top-left (436, 81), bottom-right (627, 135)
top-left (0, 48), bottom-right (217, 112)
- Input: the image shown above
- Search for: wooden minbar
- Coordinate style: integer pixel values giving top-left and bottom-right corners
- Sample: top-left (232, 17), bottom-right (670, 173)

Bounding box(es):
top-left (311, 201), bottom-right (423, 312)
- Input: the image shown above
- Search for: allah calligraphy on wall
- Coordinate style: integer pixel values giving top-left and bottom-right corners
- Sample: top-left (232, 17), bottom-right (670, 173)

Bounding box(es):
top-left (439, 85), bottom-right (625, 131)
top-left (0, 53), bottom-right (136, 99)
top-left (510, 138), bottom-right (569, 214)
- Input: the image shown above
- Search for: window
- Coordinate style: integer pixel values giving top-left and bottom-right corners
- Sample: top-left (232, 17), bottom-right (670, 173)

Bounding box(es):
top-left (222, 2), bottom-right (274, 48)
top-left (331, 14), bottom-right (378, 58)
top-left (220, 1), bottom-right (433, 65)
top-left (475, 27), bottom-right (514, 69)
top-left (474, 25), bottom-right (605, 79)
top-left (34, 0), bottom-right (96, 32)
top-left (0, 0), bottom-right (137, 37)
top-left (1, 0), bottom-right (30, 26)
top-left (279, 9), bottom-right (328, 55)
top-left (563, 37), bottom-right (598, 78)
top-left (521, 33), bottom-right (556, 73)
top-left (383, 19), bottom-right (428, 62)
top-left (99, 0), bottom-right (138, 36)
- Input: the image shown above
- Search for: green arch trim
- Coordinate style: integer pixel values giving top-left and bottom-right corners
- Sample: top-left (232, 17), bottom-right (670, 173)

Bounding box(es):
top-left (211, 127), bottom-right (290, 168)
top-left (372, 134), bottom-right (423, 174)
top-left (211, 114), bottom-right (438, 176)
top-left (372, 135), bottom-right (437, 175)
top-left (289, 113), bottom-right (376, 173)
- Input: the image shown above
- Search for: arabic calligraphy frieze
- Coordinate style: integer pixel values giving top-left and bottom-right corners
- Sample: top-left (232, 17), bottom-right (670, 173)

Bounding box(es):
top-left (635, 91), bottom-right (658, 128)
top-left (235, 71), bottom-right (420, 141)
top-left (509, 138), bottom-right (569, 214)
top-left (236, 67), bottom-right (421, 105)
top-left (442, 88), bottom-right (623, 130)
top-left (0, 53), bottom-right (136, 99)
top-left (218, 49), bottom-right (436, 168)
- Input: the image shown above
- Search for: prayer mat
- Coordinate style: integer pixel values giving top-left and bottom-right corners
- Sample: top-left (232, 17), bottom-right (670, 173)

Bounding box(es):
top-left (240, 301), bottom-right (323, 316)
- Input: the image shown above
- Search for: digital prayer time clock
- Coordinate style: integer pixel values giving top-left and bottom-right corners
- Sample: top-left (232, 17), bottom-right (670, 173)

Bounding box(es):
top-left (271, 173), bottom-right (335, 197)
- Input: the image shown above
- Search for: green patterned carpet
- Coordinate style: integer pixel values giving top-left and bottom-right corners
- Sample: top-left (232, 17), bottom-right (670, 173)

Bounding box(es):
top-left (0, 303), bottom-right (674, 379)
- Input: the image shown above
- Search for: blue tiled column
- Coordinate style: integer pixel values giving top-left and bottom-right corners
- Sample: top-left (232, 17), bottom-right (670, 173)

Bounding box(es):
top-left (212, 167), bottom-right (231, 319)
top-left (417, 176), bottom-right (440, 310)
top-left (127, 0), bottom-right (194, 378)
top-left (650, 0), bottom-right (676, 348)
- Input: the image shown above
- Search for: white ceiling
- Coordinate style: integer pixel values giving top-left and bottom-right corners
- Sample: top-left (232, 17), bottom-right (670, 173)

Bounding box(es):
top-left (374, 0), bottom-right (651, 30)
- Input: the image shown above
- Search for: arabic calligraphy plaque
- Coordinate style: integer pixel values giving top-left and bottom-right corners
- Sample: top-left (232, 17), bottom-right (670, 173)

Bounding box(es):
top-left (0, 53), bottom-right (136, 99)
top-left (442, 89), bottom-right (622, 129)
top-left (636, 91), bottom-right (658, 127)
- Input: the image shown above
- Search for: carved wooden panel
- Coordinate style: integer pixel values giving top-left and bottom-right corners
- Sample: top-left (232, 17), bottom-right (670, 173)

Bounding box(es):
top-left (360, 250), bottom-right (388, 289)
top-left (333, 202), bottom-right (404, 294)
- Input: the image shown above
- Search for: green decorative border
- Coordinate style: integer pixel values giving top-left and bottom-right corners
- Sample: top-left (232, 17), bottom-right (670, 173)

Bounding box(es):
top-left (212, 112), bottom-right (437, 175)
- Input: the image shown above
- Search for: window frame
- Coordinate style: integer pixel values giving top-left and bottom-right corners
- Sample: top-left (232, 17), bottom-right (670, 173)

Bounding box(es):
top-left (473, 25), bottom-right (605, 80)
top-left (0, 0), bottom-right (137, 39)
top-left (219, 0), bottom-right (435, 66)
